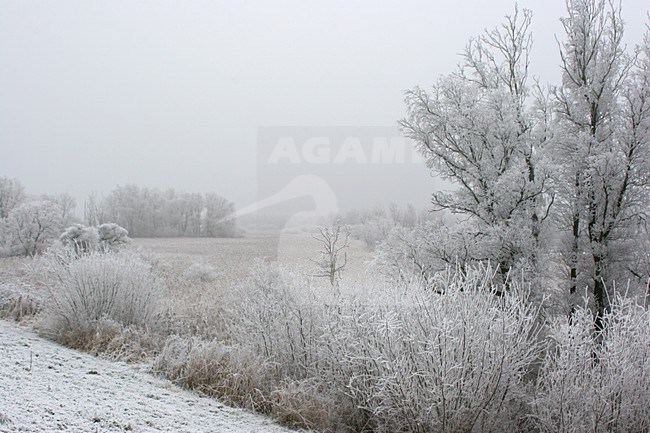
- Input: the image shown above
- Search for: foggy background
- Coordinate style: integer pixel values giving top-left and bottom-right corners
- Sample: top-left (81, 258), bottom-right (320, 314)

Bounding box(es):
top-left (1, 0), bottom-right (648, 213)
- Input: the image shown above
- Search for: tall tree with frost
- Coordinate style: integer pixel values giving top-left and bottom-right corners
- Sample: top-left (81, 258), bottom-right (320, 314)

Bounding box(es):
top-left (401, 7), bottom-right (552, 283)
top-left (553, 0), bottom-right (649, 320)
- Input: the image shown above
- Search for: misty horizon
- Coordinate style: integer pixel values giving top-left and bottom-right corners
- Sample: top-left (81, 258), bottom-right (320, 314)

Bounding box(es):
top-left (1, 0), bottom-right (648, 213)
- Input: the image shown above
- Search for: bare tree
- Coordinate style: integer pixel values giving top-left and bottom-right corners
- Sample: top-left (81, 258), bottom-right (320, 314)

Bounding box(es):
top-left (311, 220), bottom-right (350, 286)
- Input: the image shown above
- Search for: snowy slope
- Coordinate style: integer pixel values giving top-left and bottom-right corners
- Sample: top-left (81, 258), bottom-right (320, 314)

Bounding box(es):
top-left (0, 320), bottom-right (295, 433)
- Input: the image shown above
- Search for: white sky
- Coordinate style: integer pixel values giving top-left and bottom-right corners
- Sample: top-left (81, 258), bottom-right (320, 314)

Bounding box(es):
top-left (1, 0), bottom-right (648, 212)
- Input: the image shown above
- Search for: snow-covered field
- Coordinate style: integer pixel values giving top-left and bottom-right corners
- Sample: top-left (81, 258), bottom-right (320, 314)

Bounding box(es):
top-left (0, 320), bottom-right (294, 433)
top-left (133, 232), bottom-right (375, 290)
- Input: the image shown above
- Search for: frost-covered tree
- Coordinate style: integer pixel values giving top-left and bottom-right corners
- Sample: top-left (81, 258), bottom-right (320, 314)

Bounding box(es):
top-left (202, 192), bottom-right (237, 237)
top-left (401, 7), bottom-right (552, 283)
top-left (42, 193), bottom-right (77, 227)
top-left (103, 184), bottom-right (143, 237)
top-left (0, 176), bottom-right (26, 219)
top-left (5, 201), bottom-right (63, 255)
top-left (84, 192), bottom-right (106, 227)
top-left (311, 220), bottom-right (350, 286)
top-left (552, 0), bottom-right (650, 319)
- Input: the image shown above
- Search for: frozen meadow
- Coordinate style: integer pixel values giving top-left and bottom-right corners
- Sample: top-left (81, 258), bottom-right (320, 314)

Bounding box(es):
top-left (1, 0), bottom-right (649, 431)
top-left (0, 319), bottom-right (294, 433)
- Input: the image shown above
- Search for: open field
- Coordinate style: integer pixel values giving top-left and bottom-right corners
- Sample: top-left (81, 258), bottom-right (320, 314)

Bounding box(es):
top-left (132, 230), bottom-right (377, 292)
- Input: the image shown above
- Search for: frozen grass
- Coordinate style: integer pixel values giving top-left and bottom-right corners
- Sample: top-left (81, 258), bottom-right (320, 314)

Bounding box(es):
top-left (0, 257), bottom-right (45, 322)
top-left (0, 283), bottom-right (42, 322)
top-left (133, 231), bottom-right (376, 291)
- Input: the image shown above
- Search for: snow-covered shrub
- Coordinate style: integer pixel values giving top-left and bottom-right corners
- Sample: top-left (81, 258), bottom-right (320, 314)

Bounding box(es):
top-left (39, 249), bottom-right (160, 350)
top-left (97, 223), bottom-right (130, 251)
top-left (59, 224), bottom-right (99, 255)
top-left (532, 296), bottom-right (650, 433)
top-left (342, 203), bottom-right (422, 250)
top-left (351, 217), bottom-right (395, 250)
top-left (58, 223), bottom-right (130, 256)
top-left (317, 282), bottom-right (541, 433)
top-left (228, 260), bottom-right (323, 375)
top-left (182, 262), bottom-right (219, 283)
top-left (373, 219), bottom-right (491, 289)
top-left (374, 217), bottom-right (545, 294)
top-left (224, 261), bottom-right (543, 432)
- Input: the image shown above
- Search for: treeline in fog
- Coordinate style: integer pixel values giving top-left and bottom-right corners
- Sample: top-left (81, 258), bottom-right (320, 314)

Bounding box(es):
top-left (85, 184), bottom-right (239, 238)
top-left (0, 177), bottom-right (240, 257)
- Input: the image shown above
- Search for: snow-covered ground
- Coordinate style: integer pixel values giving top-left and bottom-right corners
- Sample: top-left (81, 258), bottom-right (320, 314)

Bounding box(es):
top-left (0, 320), bottom-right (295, 433)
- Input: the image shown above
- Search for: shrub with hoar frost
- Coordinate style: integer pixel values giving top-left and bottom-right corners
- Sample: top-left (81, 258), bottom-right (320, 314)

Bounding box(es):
top-left (226, 261), bottom-right (543, 432)
top-left (39, 249), bottom-right (159, 349)
top-left (97, 222), bottom-right (130, 250)
top-left (59, 224), bottom-right (99, 255)
top-left (532, 295), bottom-right (650, 433)
top-left (183, 262), bottom-right (219, 283)
top-left (58, 222), bottom-right (129, 255)
top-left (317, 282), bottom-right (542, 433)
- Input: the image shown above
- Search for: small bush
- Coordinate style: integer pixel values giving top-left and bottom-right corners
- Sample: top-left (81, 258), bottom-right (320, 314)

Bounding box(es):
top-left (183, 262), bottom-right (219, 283)
top-left (39, 248), bottom-right (160, 352)
top-left (58, 223), bottom-right (130, 255)
top-left (97, 223), bottom-right (130, 251)
top-left (59, 224), bottom-right (99, 255)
